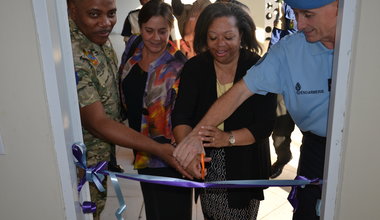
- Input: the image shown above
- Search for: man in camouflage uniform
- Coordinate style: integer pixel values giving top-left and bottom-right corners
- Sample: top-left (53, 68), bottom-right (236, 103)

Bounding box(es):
top-left (68, 0), bottom-right (190, 218)
top-left (68, 0), bottom-right (119, 218)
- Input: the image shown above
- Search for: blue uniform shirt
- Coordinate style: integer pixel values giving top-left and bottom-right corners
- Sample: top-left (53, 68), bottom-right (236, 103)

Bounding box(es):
top-left (243, 32), bottom-right (333, 137)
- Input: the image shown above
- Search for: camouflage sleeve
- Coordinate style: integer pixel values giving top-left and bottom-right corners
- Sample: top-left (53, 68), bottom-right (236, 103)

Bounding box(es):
top-left (76, 68), bottom-right (101, 108)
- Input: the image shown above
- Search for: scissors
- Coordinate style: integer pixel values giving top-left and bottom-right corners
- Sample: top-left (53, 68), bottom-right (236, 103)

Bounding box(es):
top-left (200, 153), bottom-right (205, 180)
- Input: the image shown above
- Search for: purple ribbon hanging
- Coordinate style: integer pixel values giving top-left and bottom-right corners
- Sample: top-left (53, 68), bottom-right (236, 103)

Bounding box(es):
top-left (81, 201), bottom-right (97, 214)
top-left (287, 176), bottom-right (322, 212)
top-left (72, 143), bottom-right (108, 214)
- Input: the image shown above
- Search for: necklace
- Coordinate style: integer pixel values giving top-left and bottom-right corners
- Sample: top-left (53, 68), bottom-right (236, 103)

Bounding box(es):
top-left (213, 59), bottom-right (238, 84)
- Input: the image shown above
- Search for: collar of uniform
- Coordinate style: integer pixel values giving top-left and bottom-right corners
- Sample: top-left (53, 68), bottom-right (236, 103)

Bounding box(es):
top-left (69, 18), bottom-right (86, 43)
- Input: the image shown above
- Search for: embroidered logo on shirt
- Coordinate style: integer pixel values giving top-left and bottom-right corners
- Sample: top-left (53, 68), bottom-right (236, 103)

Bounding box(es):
top-left (83, 50), bottom-right (99, 66)
top-left (295, 82), bottom-right (324, 95)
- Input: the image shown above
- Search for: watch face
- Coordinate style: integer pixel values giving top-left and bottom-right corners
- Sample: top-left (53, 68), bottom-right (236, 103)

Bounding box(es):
top-left (229, 135), bottom-right (235, 144)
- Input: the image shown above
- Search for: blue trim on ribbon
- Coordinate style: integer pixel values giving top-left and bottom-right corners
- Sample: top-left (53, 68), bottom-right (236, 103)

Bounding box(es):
top-left (316, 199), bottom-right (321, 216)
top-left (109, 172), bottom-right (127, 220)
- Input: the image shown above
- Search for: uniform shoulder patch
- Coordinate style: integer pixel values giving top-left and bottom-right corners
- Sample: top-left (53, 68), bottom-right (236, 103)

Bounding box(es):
top-left (82, 50), bottom-right (99, 66)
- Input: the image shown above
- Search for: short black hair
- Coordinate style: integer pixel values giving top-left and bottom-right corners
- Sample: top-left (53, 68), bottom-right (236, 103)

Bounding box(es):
top-left (194, 2), bottom-right (261, 54)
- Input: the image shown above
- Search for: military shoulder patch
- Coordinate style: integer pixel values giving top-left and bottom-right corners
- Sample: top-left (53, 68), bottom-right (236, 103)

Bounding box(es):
top-left (83, 50), bottom-right (99, 66)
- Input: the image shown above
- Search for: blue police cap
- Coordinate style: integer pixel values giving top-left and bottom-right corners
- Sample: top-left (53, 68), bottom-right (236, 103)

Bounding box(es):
top-left (284, 0), bottom-right (336, 9)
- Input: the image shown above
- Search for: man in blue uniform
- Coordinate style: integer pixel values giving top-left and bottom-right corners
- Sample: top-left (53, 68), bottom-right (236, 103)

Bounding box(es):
top-left (174, 0), bottom-right (338, 219)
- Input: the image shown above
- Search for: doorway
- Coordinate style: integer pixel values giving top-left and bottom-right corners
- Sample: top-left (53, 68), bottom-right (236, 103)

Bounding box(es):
top-left (42, 0), bottom-right (358, 219)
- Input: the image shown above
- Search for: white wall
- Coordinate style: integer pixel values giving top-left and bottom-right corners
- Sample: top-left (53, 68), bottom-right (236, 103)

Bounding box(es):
top-left (0, 1), bottom-right (66, 219)
top-left (240, 0), bottom-right (268, 52)
top-left (336, 1), bottom-right (380, 219)
top-left (114, 0), bottom-right (141, 34)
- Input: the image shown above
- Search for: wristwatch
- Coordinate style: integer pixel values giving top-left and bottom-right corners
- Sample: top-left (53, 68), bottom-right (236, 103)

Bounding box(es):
top-left (228, 131), bottom-right (236, 146)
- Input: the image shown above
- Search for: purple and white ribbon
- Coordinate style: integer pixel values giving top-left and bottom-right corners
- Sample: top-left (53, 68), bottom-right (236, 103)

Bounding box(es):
top-left (72, 143), bottom-right (322, 219)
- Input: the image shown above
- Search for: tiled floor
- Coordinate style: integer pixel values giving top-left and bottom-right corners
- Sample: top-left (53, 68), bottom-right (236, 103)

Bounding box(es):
top-left (102, 33), bottom-right (302, 220)
top-left (257, 128), bottom-right (302, 220)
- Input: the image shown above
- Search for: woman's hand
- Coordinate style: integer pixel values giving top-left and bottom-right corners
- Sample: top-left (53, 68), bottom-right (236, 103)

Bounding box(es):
top-left (199, 126), bottom-right (230, 148)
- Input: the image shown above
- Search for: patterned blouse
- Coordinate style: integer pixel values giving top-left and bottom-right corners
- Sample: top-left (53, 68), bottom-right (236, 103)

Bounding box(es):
top-left (119, 35), bottom-right (187, 169)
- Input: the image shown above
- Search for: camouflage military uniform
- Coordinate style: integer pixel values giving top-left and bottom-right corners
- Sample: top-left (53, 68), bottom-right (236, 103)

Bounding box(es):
top-left (69, 19), bottom-right (121, 218)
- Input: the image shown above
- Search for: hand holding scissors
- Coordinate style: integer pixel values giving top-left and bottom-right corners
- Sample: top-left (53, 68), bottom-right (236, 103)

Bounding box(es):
top-left (184, 153), bottom-right (210, 179)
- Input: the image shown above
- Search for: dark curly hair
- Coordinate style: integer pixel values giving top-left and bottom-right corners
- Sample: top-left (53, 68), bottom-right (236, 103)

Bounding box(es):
top-left (193, 2), bottom-right (261, 54)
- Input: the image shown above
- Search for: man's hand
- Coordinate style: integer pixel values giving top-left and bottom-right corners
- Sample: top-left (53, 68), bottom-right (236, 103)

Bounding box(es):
top-left (158, 143), bottom-right (193, 179)
top-left (173, 131), bottom-right (204, 168)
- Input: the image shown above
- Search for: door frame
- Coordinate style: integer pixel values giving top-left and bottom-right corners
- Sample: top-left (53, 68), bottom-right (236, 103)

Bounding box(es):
top-left (36, 0), bottom-right (359, 219)
top-left (32, 0), bottom-right (91, 219)
top-left (322, 0), bottom-right (358, 219)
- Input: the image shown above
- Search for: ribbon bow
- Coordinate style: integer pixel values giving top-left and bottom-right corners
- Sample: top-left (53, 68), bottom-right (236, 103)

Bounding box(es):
top-left (72, 143), bottom-right (108, 214)
top-left (72, 143), bottom-right (108, 192)
top-left (287, 176), bottom-right (322, 214)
